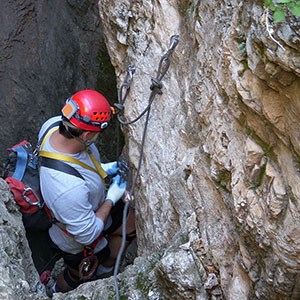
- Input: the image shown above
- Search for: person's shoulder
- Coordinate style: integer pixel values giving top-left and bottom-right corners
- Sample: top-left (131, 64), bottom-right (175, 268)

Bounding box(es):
top-left (89, 144), bottom-right (101, 160)
top-left (38, 116), bottom-right (62, 138)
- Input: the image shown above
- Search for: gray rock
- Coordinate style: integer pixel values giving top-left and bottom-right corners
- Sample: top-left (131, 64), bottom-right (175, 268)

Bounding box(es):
top-left (0, 179), bottom-right (46, 299)
top-left (98, 0), bottom-right (300, 299)
top-left (1, 1), bottom-right (300, 300)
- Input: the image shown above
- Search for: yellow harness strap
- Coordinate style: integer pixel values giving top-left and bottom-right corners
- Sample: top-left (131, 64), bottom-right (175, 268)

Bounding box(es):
top-left (39, 127), bottom-right (107, 180)
top-left (86, 148), bottom-right (107, 180)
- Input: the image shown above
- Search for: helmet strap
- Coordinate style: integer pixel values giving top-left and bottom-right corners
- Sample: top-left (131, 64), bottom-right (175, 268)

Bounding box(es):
top-left (81, 132), bottom-right (99, 147)
top-left (62, 120), bottom-right (99, 147)
top-left (75, 136), bottom-right (93, 148)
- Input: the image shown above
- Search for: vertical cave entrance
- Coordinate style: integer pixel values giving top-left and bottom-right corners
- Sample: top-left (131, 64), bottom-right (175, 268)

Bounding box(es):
top-left (0, 0), bottom-right (133, 283)
top-left (27, 39), bottom-right (124, 278)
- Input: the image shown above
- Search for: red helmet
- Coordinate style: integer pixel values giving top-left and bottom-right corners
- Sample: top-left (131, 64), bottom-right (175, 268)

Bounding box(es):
top-left (61, 89), bottom-right (112, 132)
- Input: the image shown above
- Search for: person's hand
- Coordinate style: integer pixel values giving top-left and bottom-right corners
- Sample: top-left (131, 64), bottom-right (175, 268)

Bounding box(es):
top-left (105, 175), bottom-right (126, 206)
top-left (101, 161), bottom-right (119, 176)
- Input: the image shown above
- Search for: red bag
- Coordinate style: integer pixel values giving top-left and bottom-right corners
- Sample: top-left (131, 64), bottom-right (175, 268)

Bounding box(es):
top-left (5, 177), bottom-right (43, 214)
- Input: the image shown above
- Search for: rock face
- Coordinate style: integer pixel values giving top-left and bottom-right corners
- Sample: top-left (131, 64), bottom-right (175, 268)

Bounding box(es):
top-left (0, 1), bottom-right (116, 299)
top-left (0, 0), bottom-right (116, 160)
top-left (1, 0), bottom-right (300, 300)
top-left (0, 179), bottom-right (46, 300)
top-left (97, 1), bottom-right (300, 299)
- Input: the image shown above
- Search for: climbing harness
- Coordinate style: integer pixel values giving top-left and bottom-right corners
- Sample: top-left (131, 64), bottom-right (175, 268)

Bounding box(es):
top-left (37, 125), bottom-right (108, 278)
top-left (112, 35), bottom-right (180, 300)
top-left (39, 127), bottom-right (107, 181)
top-left (78, 232), bottom-right (104, 281)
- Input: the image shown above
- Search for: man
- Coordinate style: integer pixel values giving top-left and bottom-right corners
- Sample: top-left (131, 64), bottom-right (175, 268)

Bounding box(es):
top-left (38, 89), bottom-right (135, 293)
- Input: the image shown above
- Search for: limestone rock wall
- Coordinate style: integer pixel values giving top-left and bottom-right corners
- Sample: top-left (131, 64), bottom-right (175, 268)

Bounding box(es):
top-left (0, 0), bottom-right (300, 299)
top-left (0, 0), bottom-right (116, 160)
top-left (0, 1), bottom-right (117, 299)
top-left (0, 180), bottom-right (46, 300)
top-left (98, 1), bottom-right (300, 299)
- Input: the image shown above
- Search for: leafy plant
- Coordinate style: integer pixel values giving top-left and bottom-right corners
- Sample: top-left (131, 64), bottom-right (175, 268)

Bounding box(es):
top-left (263, 0), bottom-right (300, 22)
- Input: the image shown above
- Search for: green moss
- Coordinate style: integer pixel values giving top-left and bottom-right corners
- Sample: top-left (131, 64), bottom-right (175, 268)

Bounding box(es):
top-left (249, 161), bottom-right (267, 189)
top-left (235, 30), bottom-right (249, 76)
top-left (135, 271), bottom-right (151, 296)
top-left (237, 41), bottom-right (247, 57)
top-left (244, 125), bottom-right (277, 189)
top-left (98, 285), bottom-right (117, 300)
top-left (215, 169), bottom-right (232, 192)
top-left (147, 256), bottom-right (161, 271)
top-left (245, 125), bottom-right (277, 161)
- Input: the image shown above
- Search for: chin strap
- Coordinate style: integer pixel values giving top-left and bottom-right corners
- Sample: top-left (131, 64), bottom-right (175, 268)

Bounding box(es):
top-left (62, 120), bottom-right (96, 147)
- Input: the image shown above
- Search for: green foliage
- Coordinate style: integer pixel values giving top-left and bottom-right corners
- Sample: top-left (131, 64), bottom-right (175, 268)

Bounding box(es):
top-left (135, 272), bottom-right (151, 296)
top-left (263, 0), bottom-right (300, 22)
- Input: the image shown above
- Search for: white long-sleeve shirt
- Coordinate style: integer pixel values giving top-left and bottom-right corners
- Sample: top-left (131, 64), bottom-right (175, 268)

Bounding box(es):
top-left (39, 116), bottom-right (109, 254)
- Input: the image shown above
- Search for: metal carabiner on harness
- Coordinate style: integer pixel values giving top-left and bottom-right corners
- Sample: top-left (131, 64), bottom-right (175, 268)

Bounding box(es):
top-left (22, 187), bottom-right (44, 208)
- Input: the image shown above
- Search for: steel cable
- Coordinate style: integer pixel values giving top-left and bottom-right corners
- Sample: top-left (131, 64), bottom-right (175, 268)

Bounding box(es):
top-left (113, 35), bottom-right (179, 300)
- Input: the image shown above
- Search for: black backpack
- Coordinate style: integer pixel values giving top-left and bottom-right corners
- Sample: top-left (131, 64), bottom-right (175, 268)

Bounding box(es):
top-left (2, 121), bottom-right (83, 231)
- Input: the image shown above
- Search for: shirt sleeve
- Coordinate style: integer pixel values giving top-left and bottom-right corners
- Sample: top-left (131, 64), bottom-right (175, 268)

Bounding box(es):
top-left (51, 183), bottom-right (104, 245)
top-left (38, 116), bottom-right (62, 140)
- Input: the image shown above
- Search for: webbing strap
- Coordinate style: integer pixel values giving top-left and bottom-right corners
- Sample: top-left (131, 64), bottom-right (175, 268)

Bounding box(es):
top-left (39, 126), bottom-right (107, 180)
top-left (40, 127), bottom-right (57, 149)
top-left (86, 149), bottom-right (107, 180)
top-left (39, 150), bottom-right (106, 180)
top-left (40, 157), bottom-right (84, 180)
top-left (12, 147), bottom-right (28, 180)
top-left (84, 232), bottom-right (105, 255)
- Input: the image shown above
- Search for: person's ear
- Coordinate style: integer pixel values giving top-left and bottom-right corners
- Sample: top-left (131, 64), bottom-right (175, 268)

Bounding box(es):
top-left (85, 131), bottom-right (95, 139)
top-left (80, 131), bottom-right (90, 139)
top-left (83, 131), bottom-right (100, 143)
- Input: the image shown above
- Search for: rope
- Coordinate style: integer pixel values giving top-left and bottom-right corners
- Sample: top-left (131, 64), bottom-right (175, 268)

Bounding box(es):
top-left (113, 35), bottom-right (180, 300)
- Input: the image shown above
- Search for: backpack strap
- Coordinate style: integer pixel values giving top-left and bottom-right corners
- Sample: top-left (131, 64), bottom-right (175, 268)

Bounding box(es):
top-left (39, 150), bottom-right (106, 180)
top-left (36, 121), bottom-right (61, 150)
top-left (10, 121), bottom-right (63, 181)
top-left (40, 157), bottom-right (84, 180)
top-left (11, 145), bottom-right (28, 181)
top-left (39, 122), bottom-right (107, 181)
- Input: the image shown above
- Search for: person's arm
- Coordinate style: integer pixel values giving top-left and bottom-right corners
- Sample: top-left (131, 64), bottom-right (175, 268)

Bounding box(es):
top-left (96, 175), bottom-right (126, 223)
top-left (96, 200), bottom-right (113, 223)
